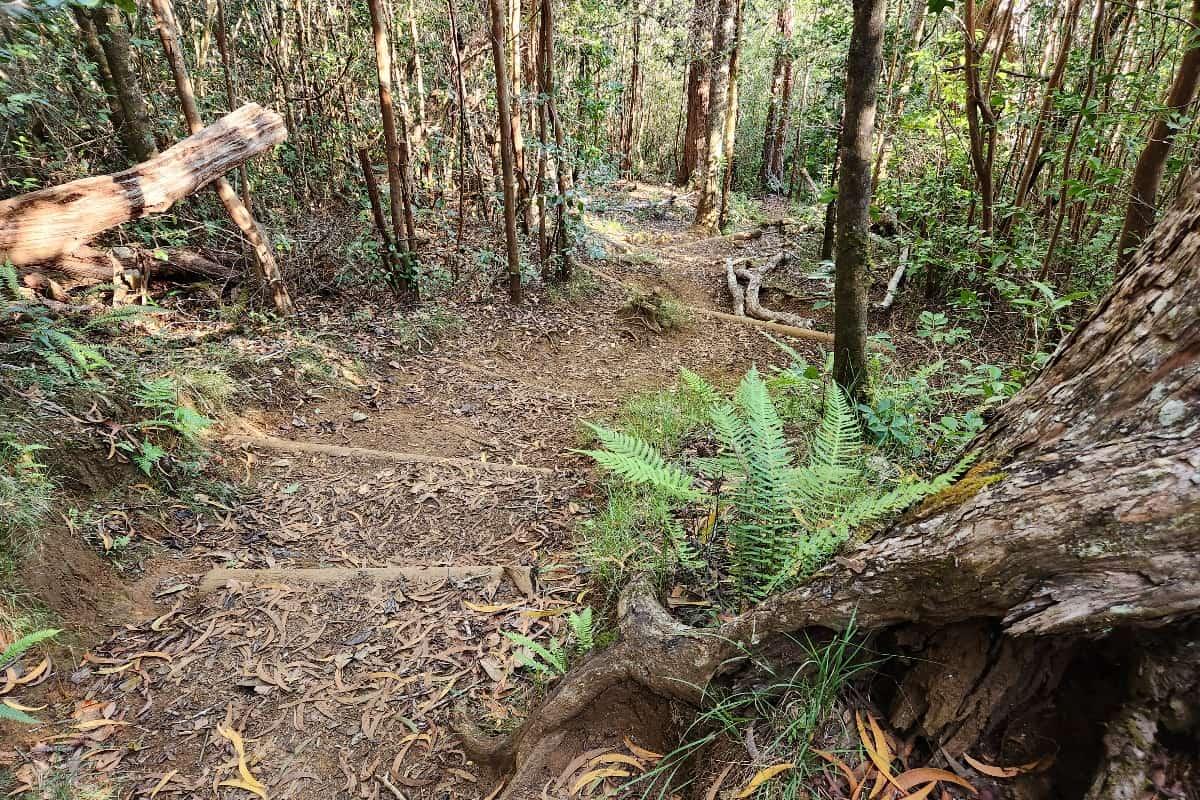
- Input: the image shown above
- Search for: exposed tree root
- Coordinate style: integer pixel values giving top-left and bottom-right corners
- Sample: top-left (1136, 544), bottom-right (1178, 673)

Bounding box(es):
top-left (460, 179), bottom-right (1200, 796)
top-left (725, 253), bottom-right (814, 329)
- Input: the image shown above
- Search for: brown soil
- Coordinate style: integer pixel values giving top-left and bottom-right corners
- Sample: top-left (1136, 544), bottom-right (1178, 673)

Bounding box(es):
top-left (2, 184), bottom-right (867, 798)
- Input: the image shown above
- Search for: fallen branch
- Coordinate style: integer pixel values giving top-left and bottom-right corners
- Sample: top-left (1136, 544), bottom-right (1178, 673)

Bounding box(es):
top-left (728, 254), bottom-right (815, 329)
top-left (876, 245), bottom-right (910, 311)
top-left (0, 103), bottom-right (285, 270)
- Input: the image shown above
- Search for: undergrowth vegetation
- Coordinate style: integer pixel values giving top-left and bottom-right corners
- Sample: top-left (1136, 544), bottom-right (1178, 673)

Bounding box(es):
top-left (577, 344), bottom-right (1008, 606)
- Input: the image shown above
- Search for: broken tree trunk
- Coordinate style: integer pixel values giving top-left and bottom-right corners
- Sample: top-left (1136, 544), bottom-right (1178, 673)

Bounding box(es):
top-left (0, 104), bottom-right (284, 271)
top-left (460, 175), bottom-right (1200, 797)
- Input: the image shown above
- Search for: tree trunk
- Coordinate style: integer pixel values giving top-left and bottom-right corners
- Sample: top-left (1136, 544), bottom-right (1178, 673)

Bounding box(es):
top-left (1008, 0), bottom-right (1085, 225)
top-left (619, 5), bottom-right (643, 179)
top-left (832, 0), bottom-right (885, 401)
top-left (871, 0), bottom-right (926, 188)
top-left (675, 0), bottom-right (715, 186)
top-left (716, 0), bottom-right (743, 230)
top-left (0, 104), bottom-right (284, 270)
top-left (540, 0), bottom-right (573, 281)
top-left (148, 0), bottom-right (294, 315)
top-left (357, 147), bottom-right (397, 281)
top-left (91, 6), bottom-right (157, 164)
top-left (1115, 0), bottom-right (1200, 267)
top-left (759, 0), bottom-right (793, 189)
top-left (367, 0), bottom-right (418, 296)
top-left (692, 0), bottom-right (735, 233)
top-left (488, 0), bottom-right (524, 304)
top-left (457, 171), bottom-right (1200, 800)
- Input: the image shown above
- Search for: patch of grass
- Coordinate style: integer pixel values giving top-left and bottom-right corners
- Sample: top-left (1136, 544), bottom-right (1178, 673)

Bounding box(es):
top-left (620, 288), bottom-right (688, 334)
top-left (578, 485), bottom-right (701, 593)
top-left (625, 624), bottom-right (877, 798)
top-left (546, 271), bottom-right (600, 304)
top-left (391, 305), bottom-right (465, 352)
top-left (0, 439), bottom-right (53, 558)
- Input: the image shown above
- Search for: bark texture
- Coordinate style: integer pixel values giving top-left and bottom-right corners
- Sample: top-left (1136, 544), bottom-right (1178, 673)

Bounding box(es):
top-left (832, 0), bottom-right (885, 400)
top-left (692, 0), bottom-right (735, 232)
top-left (460, 174), bottom-right (1200, 796)
top-left (0, 104), bottom-right (284, 268)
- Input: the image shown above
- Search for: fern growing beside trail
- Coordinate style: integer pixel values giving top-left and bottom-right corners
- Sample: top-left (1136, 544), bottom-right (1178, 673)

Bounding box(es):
top-left (582, 368), bottom-right (971, 601)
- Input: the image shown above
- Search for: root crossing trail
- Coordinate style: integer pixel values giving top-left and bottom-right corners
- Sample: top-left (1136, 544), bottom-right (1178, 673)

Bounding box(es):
top-left (17, 186), bottom-right (833, 799)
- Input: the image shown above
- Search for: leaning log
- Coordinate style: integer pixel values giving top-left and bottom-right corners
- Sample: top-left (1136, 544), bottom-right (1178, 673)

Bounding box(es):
top-left (0, 103), bottom-right (285, 269)
top-left (461, 175), bottom-right (1200, 797)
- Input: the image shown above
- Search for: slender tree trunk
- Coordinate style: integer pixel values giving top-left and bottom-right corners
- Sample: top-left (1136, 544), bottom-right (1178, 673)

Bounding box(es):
top-left (356, 147), bottom-right (397, 282)
top-left (366, 0), bottom-right (418, 296)
top-left (759, 0), bottom-right (793, 189)
top-left (1040, 0), bottom-right (1107, 282)
top-left (693, 0), bottom-right (735, 232)
top-left (148, 0), bottom-right (293, 315)
top-left (717, 0), bottom-right (743, 230)
top-left (871, 0), bottom-right (926, 188)
top-left (619, 5), bottom-right (643, 179)
top-left (214, 0), bottom-right (252, 212)
top-left (541, 0), bottom-right (573, 280)
top-left (488, 0), bottom-right (523, 303)
top-left (1008, 0), bottom-right (1085, 224)
top-left (73, 10), bottom-right (134, 161)
top-left (962, 0), bottom-right (999, 235)
top-left (676, 0), bottom-right (715, 186)
top-left (1116, 0), bottom-right (1200, 267)
top-left (447, 0), bottom-right (470, 253)
top-left (90, 7), bottom-right (157, 163)
top-left (833, 0), bottom-right (886, 400)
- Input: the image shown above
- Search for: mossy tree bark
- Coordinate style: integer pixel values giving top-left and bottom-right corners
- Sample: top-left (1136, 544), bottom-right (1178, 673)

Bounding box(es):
top-left (832, 0), bottom-right (886, 401)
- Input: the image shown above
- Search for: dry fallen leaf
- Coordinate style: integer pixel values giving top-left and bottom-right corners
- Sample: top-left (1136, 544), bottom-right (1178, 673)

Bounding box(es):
top-left (623, 737), bottom-right (663, 761)
top-left (963, 753), bottom-right (1051, 778)
top-left (734, 763), bottom-right (795, 798)
top-left (894, 767), bottom-right (977, 794)
top-left (570, 767), bottom-right (631, 796)
top-left (216, 723), bottom-right (269, 799)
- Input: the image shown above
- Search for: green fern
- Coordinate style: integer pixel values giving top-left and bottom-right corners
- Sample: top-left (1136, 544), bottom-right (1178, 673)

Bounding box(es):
top-left (585, 367), bottom-right (968, 602)
top-left (0, 261), bottom-right (21, 301)
top-left (504, 631), bottom-right (568, 676)
top-left (0, 628), bottom-right (60, 724)
top-left (84, 305), bottom-right (165, 331)
top-left (567, 607), bottom-right (595, 656)
top-left (579, 424), bottom-right (708, 502)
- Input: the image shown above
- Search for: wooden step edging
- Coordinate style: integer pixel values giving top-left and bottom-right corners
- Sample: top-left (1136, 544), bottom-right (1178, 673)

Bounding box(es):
top-left (225, 433), bottom-right (552, 475)
top-left (198, 564), bottom-right (535, 596)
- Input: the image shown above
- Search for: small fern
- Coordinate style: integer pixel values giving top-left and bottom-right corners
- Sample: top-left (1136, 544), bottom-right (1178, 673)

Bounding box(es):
top-left (584, 367), bottom-right (968, 602)
top-left (504, 631), bottom-right (568, 676)
top-left (0, 628), bottom-right (60, 724)
top-left (579, 424), bottom-right (707, 502)
top-left (0, 261), bottom-right (21, 301)
top-left (567, 607), bottom-right (595, 656)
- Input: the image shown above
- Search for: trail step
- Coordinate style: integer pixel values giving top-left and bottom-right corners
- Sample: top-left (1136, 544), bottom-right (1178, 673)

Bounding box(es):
top-left (198, 564), bottom-right (535, 595)
top-left (225, 433), bottom-right (553, 475)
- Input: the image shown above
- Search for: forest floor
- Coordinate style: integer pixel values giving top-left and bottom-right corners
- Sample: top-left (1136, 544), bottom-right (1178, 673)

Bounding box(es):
top-left (2, 185), bottom-right (910, 799)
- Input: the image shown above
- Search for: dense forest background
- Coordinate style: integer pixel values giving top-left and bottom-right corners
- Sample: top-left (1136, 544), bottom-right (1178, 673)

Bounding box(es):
top-left (3, 0), bottom-right (1197, 332)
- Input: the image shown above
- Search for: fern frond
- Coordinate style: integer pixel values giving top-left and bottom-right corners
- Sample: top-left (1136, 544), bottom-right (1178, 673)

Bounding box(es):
top-left (0, 628), bottom-right (60, 669)
top-left (0, 261), bottom-right (21, 301)
top-left (580, 424), bottom-right (708, 502)
top-left (678, 367), bottom-right (721, 408)
top-left (84, 305), bottom-right (165, 331)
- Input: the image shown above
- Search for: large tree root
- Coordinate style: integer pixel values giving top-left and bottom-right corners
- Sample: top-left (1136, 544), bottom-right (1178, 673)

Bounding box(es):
top-left (461, 178), bottom-right (1200, 797)
top-left (725, 254), bottom-right (814, 329)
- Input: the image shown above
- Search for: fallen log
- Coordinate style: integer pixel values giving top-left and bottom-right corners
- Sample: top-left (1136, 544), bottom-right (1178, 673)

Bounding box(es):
top-left (460, 175), bottom-right (1200, 797)
top-left (726, 254), bottom-right (815, 329)
top-left (0, 103), bottom-right (285, 269)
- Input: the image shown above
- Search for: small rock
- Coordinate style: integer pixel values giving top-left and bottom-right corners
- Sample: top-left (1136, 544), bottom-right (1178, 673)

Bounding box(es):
top-left (350, 411), bottom-right (368, 423)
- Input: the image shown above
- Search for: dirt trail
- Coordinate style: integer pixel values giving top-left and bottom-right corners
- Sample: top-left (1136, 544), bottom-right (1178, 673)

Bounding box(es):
top-left (10, 185), bottom-right (832, 799)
